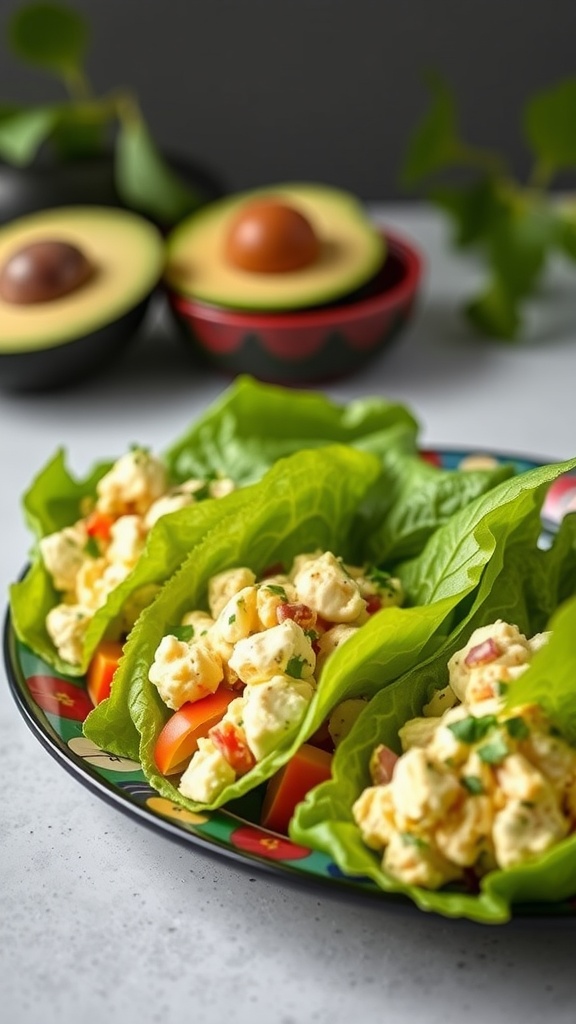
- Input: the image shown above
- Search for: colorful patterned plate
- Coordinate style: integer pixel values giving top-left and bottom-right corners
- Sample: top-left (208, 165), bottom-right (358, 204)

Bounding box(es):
top-left (4, 448), bottom-right (576, 917)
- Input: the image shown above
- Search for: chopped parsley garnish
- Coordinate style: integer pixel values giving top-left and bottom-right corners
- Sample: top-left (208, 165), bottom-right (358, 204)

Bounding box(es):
top-left (84, 536), bottom-right (100, 558)
top-left (448, 714), bottom-right (497, 744)
top-left (366, 565), bottom-right (392, 588)
top-left (286, 655), bottom-right (307, 679)
top-left (192, 482), bottom-right (211, 502)
top-left (170, 624), bottom-right (195, 642)
top-left (305, 628), bottom-right (320, 643)
top-left (504, 716), bottom-right (530, 740)
top-left (265, 584), bottom-right (288, 599)
top-left (228, 613), bottom-right (236, 625)
top-left (478, 734), bottom-right (509, 765)
top-left (400, 832), bottom-right (428, 849)
top-left (461, 775), bottom-right (485, 795)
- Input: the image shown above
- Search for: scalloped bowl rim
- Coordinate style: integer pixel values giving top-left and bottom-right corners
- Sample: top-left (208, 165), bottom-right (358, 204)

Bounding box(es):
top-left (168, 227), bottom-right (424, 328)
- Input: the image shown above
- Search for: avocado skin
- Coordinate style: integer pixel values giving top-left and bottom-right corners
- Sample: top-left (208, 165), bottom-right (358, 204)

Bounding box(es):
top-left (0, 296), bottom-right (152, 391)
top-left (0, 154), bottom-right (225, 229)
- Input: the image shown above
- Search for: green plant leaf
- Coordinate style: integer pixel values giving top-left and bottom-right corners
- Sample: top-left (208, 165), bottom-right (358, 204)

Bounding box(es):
top-left (524, 78), bottom-right (576, 173)
top-left (488, 199), bottom-right (555, 298)
top-left (0, 105), bottom-right (60, 165)
top-left (553, 201), bottom-right (576, 262)
top-left (115, 115), bottom-right (203, 226)
top-left (430, 178), bottom-right (505, 249)
top-left (466, 281), bottom-right (521, 341)
top-left (464, 198), bottom-right (556, 340)
top-left (400, 73), bottom-right (460, 186)
top-left (8, 4), bottom-right (88, 82)
top-left (50, 105), bottom-right (108, 159)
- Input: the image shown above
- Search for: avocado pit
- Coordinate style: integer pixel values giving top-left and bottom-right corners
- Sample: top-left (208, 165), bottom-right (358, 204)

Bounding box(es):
top-left (224, 199), bottom-right (320, 273)
top-left (0, 239), bottom-right (94, 304)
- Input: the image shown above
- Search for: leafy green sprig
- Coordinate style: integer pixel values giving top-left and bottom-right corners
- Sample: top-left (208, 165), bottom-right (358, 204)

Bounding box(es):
top-left (0, 3), bottom-right (203, 225)
top-left (401, 73), bottom-right (576, 340)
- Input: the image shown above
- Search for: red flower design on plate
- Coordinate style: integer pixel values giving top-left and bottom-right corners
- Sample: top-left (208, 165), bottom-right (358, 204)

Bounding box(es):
top-left (26, 675), bottom-right (93, 721)
top-left (230, 825), bottom-right (311, 861)
top-left (420, 449), bottom-right (442, 468)
top-left (542, 475), bottom-right (576, 526)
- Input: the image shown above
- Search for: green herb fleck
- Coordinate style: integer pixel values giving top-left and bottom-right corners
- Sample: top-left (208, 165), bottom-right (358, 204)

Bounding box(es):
top-left (461, 775), bottom-right (485, 795)
top-left (494, 680), bottom-right (510, 696)
top-left (400, 832), bottom-right (428, 850)
top-left (84, 536), bottom-right (100, 558)
top-left (265, 584), bottom-right (288, 599)
top-left (192, 482), bottom-right (211, 502)
top-left (448, 714), bottom-right (497, 744)
top-left (366, 565), bottom-right (392, 588)
top-left (171, 624), bottom-right (194, 642)
top-left (478, 734), bottom-right (509, 765)
top-left (228, 613), bottom-right (236, 625)
top-left (504, 716), bottom-right (530, 740)
top-left (286, 655), bottom-right (307, 679)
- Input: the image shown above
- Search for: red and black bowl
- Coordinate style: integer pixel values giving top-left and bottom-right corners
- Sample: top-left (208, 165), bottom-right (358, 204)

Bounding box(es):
top-left (167, 228), bottom-right (423, 385)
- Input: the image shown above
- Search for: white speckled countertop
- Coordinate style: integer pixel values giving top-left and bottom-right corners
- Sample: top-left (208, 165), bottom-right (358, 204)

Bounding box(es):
top-left (2, 205), bottom-right (576, 1024)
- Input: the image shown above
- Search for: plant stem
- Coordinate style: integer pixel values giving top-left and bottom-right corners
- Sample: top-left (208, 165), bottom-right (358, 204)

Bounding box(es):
top-left (455, 141), bottom-right (509, 179)
top-left (113, 89), bottom-right (142, 128)
top-left (63, 66), bottom-right (92, 102)
top-left (528, 159), bottom-right (554, 191)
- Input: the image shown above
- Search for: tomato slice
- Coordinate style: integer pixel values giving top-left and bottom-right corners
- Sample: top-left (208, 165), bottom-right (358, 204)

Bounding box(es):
top-left (87, 641), bottom-right (123, 706)
top-left (153, 688), bottom-right (236, 776)
top-left (261, 743), bottom-right (333, 835)
top-left (85, 510), bottom-right (115, 543)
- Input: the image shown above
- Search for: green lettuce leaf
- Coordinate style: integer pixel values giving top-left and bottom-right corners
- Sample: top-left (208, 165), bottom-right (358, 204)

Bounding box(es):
top-left (86, 441), bottom-right (576, 824)
top-left (361, 448), bottom-right (514, 565)
top-left (84, 444), bottom-right (382, 760)
top-left (292, 500), bottom-right (576, 924)
top-left (9, 379), bottom-right (419, 675)
top-left (162, 375), bottom-right (420, 484)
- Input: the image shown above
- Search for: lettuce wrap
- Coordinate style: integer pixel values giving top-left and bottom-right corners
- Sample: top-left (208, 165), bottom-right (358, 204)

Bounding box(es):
top-left (291, 501), bottom-right (576, 924)
top-left (84, 442), bottom-right (576, 817)
top-left (10, 376), bottom-right (512, 675)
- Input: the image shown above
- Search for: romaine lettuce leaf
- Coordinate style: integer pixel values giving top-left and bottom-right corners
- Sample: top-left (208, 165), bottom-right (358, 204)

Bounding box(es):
top-left (84, 444), bottom-right (383, 757)
top-left (361, 447), bottom-right (514, 565)
top-left (291, 505), bottom-right (576, 924)
top-left (11, 377), bottom-right (510, 677)
top-left (86, 440), bottom-right (576, 827)
top-left (9, 379), bottom-right (422, 675)
top-left (162, 375), bottom-right (420, 484)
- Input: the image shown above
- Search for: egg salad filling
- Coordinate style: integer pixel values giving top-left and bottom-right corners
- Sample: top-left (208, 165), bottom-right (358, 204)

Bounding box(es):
top-left (353, 620), bottom-right (576, 890)
top-left (39, 447), bottom-right (236, 665)
top-left (149, 551), bottom-right (404, 804)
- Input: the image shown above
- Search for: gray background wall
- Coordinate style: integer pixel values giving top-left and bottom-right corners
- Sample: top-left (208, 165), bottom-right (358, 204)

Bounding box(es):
top-left (1, 0), bottom-right (575, 200)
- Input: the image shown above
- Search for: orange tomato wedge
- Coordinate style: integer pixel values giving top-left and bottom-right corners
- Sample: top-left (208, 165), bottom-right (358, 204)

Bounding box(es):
top-left (85, 510), bottom-right (115, 542)
top-left (261, 743), bottom-right (333, 835)
top-left (87, 640), bottom-right (124, 707)
top-left (153, 688), bottom-right (237, 776)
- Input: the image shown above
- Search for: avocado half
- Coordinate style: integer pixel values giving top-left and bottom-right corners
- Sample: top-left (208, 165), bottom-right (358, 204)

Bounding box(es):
top-left (164, 183), bottom-right (386, 311)
top-left (0, 206), bottom-right (164, 390)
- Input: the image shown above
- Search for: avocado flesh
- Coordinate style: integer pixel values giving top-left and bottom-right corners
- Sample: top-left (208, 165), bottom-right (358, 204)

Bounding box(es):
top-left (0, 206), bottom-right (164, 352)
top-left (165, 184), bottom-right (385, 311)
